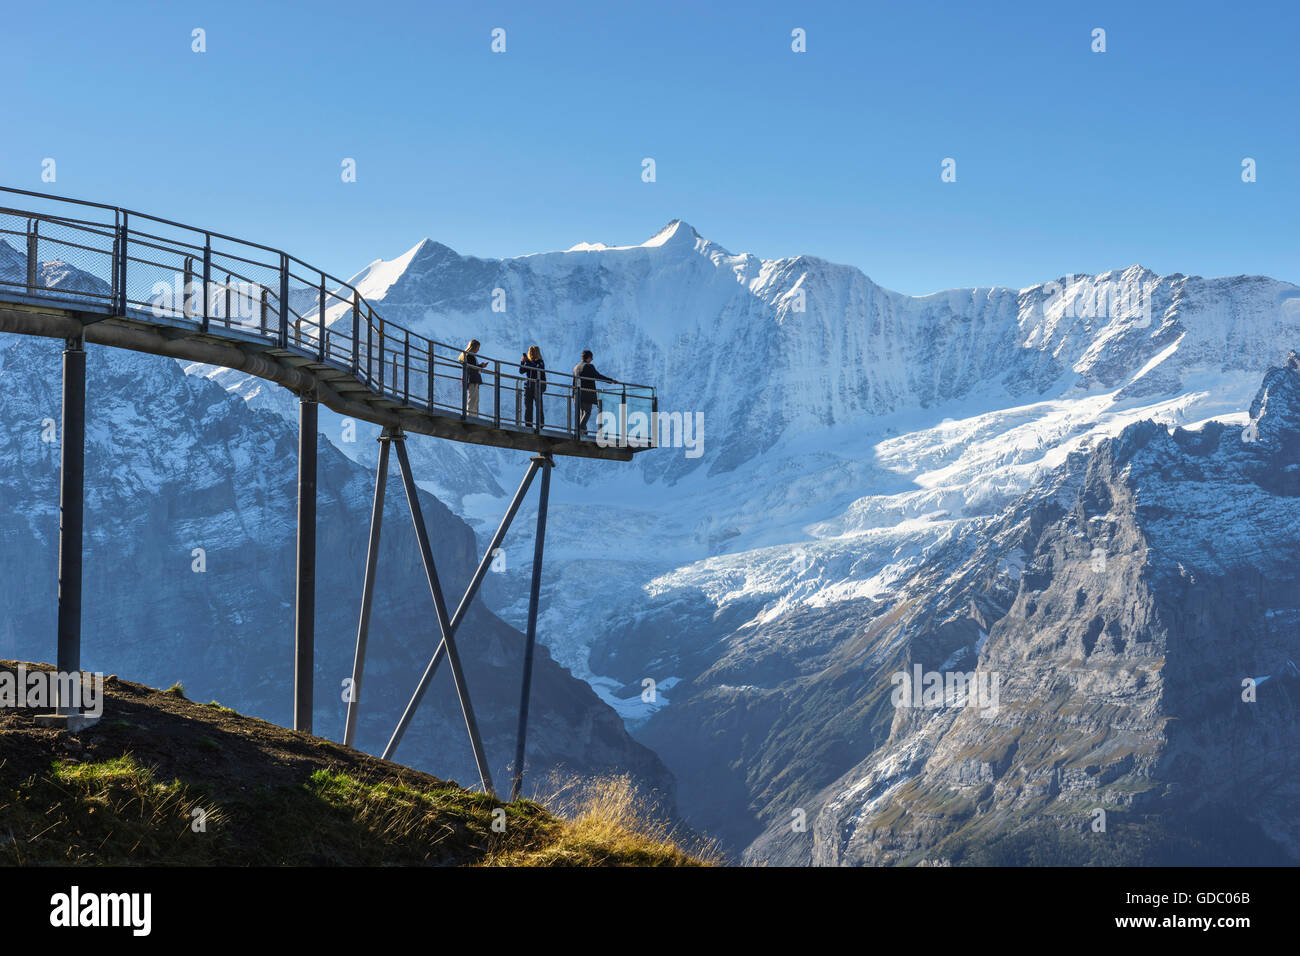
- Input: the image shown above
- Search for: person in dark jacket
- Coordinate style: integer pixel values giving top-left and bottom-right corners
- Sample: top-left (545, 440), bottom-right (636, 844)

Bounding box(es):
top-left (520, 345), bottom-right (546, 428)
top-left (459, 339), bottom-right (484, 417)
top-left (572, 349), bottom-right (617, 436)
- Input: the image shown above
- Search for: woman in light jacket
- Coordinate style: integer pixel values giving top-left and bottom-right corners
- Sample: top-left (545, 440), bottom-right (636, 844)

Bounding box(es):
top-left (459, 339), bottom-right (484, 417)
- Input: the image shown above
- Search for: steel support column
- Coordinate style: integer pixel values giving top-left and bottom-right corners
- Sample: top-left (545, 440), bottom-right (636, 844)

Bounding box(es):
top-left (392, 437), bottom-right (496, 795)
top-left (511, 454), bottom-right (552, 800)
top-left (55, 335), bottom-right (86, 715)
top-left (343, 428), bottom-right (393, 748)
top-left (383, 454), bottom-right (542, 760)
top-left (294, 394), bottom-right (318, 733)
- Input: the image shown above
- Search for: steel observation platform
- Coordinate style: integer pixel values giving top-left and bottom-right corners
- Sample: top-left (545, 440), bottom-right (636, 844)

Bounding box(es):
top-left (0, 185), bottom-right (659, 800)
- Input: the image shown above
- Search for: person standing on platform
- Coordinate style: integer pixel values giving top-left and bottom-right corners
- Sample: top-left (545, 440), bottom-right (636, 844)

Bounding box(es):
top-left (520, 345), bottom-right (547, 428)
top-left (572, 349), bottom-right (617, 436)
top-left (459, 339), bottom-right (484, 417)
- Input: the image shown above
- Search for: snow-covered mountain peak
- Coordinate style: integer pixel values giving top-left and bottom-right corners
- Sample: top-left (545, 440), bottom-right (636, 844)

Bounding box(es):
top-left (565, 219), bottom-right (711, 256)
top-left (641, 219), bottom-right (700, 249)
top-left (345, 237), bottom-right (461, 302)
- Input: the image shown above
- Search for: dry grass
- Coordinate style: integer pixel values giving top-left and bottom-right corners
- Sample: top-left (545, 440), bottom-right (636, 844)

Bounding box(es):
top-left (305, 769), bottom-right (554, 864)
top-left (483, 772), bottom-right (720, 867)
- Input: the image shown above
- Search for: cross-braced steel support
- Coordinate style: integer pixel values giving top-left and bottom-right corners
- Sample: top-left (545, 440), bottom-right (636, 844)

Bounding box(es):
top-left (392, 435), bottom-right (497, 795)
top-left (344, 436), bottom-right (555, 799)
top-left (381, 452), bottom-right (544, 761)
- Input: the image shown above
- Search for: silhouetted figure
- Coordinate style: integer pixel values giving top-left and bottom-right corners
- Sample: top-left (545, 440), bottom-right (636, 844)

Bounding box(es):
top-left (572, 349), bottom-right (617, 436)
top-left (520, 345), bottom-right (547, 428)
top-left (459, 339), bottom-right (484, 417)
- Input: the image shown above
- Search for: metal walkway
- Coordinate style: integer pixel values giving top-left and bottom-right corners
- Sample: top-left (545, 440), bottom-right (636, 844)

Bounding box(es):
top-left (0, 186), bottom-right (657, 461)
top-left (0, 186), bottom-right (658, 799)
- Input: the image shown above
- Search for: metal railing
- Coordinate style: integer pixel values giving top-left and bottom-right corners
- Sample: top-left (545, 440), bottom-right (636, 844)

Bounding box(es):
top-left (0, 186), bottom-right (658, 449)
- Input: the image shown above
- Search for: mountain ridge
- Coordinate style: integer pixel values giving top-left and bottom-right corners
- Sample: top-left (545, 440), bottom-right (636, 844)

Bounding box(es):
top-left (9, 219), bottom-right (1300, 864)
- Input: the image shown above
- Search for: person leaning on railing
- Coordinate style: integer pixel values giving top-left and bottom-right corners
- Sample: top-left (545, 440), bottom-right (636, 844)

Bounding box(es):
top-left (572, 349), bottom-right (619, 436)
top-left (459, 339), bottom-right (484, 417)
top-left (520, 345), bottom-right (546, 428)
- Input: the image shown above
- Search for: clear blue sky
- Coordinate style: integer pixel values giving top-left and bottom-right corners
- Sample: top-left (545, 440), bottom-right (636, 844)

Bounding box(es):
top-left (4, 0), bottom-right (1297, 294)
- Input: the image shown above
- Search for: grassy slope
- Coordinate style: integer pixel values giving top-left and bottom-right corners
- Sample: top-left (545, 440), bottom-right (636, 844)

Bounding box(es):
top-left (0, 662), bottom-right (707, 866)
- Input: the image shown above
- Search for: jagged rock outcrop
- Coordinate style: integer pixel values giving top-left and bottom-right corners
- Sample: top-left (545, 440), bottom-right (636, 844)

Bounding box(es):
top-left (740, 361), bottom-right (1300, 865)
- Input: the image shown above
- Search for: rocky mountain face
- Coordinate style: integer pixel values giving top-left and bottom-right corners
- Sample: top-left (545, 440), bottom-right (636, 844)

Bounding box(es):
top-left (10, 216), bottom-right (1300, 864)
top-left (731, 360), bottom-right (1300, 865)
top-left (0, 251), bottom-right (675, 806)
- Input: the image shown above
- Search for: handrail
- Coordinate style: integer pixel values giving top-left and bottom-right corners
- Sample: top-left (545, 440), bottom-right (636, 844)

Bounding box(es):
top-left (0, 187), bottom-right (658, 451)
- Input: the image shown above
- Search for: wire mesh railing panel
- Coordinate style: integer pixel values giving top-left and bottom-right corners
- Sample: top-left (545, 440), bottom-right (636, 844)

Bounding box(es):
top-left (18, 217), bottom-right (116, 306)
top-left (406, 338), bottom-right (430, 408)
top-left (123, 235), bottom-right (199, 321)
top-left (0, 212), bottom-right (37, 293)
top-left (205, 243), bottom-right (282, 338)
top-left (284, 266), bottom-right (319, 355)
top-left (320, 287), bottom-right (354, 368)
top-left (431, 351), bottom-right (465, 415)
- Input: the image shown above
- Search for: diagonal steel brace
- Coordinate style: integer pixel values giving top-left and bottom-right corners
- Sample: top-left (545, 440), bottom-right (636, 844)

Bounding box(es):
top-left (381, 454), bottom-right (544, 767)
top-left (390, 435), bottom-right (497, 795)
